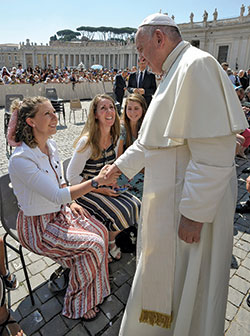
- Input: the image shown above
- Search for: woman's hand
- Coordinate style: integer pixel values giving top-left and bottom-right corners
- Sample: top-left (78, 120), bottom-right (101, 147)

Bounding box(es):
top-left (93, 187), bottom-right (119, 197)
top-left (70, 202), bottom-right (91, 218)
top-left (97, 164), bottom-right (121, 185)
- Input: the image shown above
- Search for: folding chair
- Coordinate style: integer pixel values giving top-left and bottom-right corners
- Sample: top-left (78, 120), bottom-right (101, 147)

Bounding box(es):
top-left (0, 174), bottom-right (35, 305)
top-left (4, 94), bottom-right (24, 157)
top-left (69, 99), bottom-right (87, 123)
top-left (45, 88), bottom-right (66, 125)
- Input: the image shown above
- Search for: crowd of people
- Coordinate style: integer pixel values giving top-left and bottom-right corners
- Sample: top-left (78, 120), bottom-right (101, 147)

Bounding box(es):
top-left (0, 63), bottom-right (161, 86)
top-left (1, 12), bottom-right (250, 336)
top-left (0, 64), bottom-right (117, 85)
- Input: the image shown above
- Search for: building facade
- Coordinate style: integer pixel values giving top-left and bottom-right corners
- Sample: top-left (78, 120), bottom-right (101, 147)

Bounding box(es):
top-left (0, 6), bottom-right (250, 71)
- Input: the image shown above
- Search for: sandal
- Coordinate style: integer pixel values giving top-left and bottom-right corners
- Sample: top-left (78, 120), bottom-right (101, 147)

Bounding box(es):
top-left (108, 240), bottom-right (121, 261)
top-left (0, 311), bottom-right (25, 336)
top-left (3, 271), bottom-right (19, 291)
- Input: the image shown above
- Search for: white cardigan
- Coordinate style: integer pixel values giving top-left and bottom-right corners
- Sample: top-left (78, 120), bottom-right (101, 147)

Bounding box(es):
top-left (67, 135), bottom-right (120, 186)
top-left (8, 139), bottom-right (71, 216)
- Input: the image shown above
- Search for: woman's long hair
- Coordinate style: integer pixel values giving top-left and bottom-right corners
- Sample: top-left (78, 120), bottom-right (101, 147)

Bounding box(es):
top-left (122, 94), bottom-right (147, 149)
top-left (74, 94), bottom-right (120, 159)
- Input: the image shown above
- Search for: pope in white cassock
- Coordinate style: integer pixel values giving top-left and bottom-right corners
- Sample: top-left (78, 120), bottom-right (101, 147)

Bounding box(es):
top-left (106, 13), bottom-right (248, 336)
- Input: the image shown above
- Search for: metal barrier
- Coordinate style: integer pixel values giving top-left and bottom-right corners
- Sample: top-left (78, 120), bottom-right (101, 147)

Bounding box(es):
top-left (0, 81), bottom-right (111, 106)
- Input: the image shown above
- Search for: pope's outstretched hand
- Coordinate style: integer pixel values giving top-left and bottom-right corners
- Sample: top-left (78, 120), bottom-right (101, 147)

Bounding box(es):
top-left (104, 164), bottom-right (121, 180)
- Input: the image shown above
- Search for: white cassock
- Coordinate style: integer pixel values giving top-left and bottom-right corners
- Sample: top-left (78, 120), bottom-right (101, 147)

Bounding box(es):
top-left (116, 41), bottom-right (248, 336)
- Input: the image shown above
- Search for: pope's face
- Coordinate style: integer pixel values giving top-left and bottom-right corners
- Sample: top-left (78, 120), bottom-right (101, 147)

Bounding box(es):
top-left (136, 28), bottom-right (162, 74)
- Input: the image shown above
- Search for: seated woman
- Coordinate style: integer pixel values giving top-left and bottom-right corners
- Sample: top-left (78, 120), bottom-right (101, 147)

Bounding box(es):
top-left (8, 97), bottom-right (118, 321)
top-left (67, 94), bottom-right (141, 259)
top-left (117, 94), bottom-right (147, 200)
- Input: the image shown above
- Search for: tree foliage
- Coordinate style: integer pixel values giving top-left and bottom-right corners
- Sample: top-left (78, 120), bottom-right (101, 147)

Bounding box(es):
top-left (50, 26), bottom-right (136, 42)
top-left (50, 34), bottom-right (57, 41)
top-left (56, 29), bottom-right (81, 41)
top-left (76, 26), bottom-right (136, 41)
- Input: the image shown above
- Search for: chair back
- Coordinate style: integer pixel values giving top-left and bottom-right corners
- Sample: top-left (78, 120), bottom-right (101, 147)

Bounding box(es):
top-left (45, 88), bottom-right (58, 101)
top-left (0, 174), bottom-right (19, 241)
top-left (5, 94), bottom-right (24, 113)
top-left (70, 99), bottom-right (82, 110)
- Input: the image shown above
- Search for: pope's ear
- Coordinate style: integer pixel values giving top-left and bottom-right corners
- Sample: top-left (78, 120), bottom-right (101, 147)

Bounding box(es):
top-left (154, 29), bottom-right (164, 46)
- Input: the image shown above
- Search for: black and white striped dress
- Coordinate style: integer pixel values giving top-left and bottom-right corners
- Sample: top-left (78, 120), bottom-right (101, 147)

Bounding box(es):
top-left (75, 144), bottom-right (141, 231)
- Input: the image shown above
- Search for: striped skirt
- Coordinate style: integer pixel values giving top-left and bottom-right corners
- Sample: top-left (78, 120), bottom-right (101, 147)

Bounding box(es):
top-left (76, 191), bottom-right (141, 231)
top-left (17, 206), bottom-right (110, 319)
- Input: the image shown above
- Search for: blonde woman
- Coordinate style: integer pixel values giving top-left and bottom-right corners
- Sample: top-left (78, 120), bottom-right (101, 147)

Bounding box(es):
top-left (67, 94), bottom-right (141, 260)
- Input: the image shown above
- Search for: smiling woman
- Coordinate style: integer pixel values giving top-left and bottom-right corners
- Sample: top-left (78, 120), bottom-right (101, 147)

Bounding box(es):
top-left (7, 96), bottom-right (121, 321)
top-left (67, 94), bottom-right (141, 261)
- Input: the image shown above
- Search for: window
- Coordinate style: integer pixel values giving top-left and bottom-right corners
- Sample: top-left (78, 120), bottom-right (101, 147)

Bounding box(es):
top-left (217, 46), bottom-right (229, 64)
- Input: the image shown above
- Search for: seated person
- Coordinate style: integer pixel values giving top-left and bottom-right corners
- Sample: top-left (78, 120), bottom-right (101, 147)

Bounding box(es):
top-left (236, 175), bottom-right (250, 213)
top-left (117, 94), bottom-right (147, 200)
top-left (67, 94), bottom-right (141, 260)
top-left (8, 97), bottom-right (118, 320)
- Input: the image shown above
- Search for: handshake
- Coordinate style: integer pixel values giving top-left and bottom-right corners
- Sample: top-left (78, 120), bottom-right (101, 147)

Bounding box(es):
top-left (97, 164), bottom-right (121, 187)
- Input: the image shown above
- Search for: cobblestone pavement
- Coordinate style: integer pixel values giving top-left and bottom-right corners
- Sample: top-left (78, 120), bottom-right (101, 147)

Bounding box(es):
top-left (0, 102), bottom-right (249, 336)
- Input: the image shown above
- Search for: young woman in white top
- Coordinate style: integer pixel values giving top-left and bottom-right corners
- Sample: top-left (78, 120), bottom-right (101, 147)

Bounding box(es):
top-left (67, 94), bottom-right (141, 260)
top-left (8, 97), bottom-right (118, 321)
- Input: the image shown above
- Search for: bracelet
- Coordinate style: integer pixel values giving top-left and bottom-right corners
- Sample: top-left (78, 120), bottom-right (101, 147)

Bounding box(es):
top-left (69, 200), bottom-right (76, 205)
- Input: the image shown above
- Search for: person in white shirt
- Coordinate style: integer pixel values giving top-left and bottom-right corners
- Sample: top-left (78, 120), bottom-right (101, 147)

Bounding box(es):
top-left (8, 96), bottom-right (119, 321)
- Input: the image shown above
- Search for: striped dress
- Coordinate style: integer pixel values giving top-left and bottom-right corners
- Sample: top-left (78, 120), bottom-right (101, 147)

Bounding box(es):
top-left (17, 206), bottom-right (110, 319)
top-left (76, 144), bottom-right (141, 231)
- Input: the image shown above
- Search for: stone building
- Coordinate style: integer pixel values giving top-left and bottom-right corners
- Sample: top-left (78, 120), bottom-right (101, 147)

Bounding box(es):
top-left (0, 6), bottom-right (250, 71)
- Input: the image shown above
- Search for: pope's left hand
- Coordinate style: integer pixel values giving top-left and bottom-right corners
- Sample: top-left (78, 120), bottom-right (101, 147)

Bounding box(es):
top-left (178, 215), bottom-right (203, 244)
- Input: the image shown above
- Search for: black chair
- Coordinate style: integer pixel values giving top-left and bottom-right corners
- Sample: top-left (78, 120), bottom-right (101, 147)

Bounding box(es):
top-left (0, 174), bottom-right (35, 305)
top-left (4, 94), bottom-right (24, 157)
top-left (45, 88), bottom-right (66, 125)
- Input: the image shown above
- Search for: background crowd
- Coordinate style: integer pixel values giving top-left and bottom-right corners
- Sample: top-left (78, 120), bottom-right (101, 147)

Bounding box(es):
top-left (0, 63), bottom-right (162, 86)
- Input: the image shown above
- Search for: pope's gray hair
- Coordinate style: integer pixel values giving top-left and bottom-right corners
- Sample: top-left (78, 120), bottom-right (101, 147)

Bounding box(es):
top-left (138, 25), bottom-right (182, 42)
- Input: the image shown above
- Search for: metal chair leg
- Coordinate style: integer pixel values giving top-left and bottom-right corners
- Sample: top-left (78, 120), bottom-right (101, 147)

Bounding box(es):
top-left (19, 245), bottom-right (35, 305)
top-left (3, 233), bottom-right (35, 306)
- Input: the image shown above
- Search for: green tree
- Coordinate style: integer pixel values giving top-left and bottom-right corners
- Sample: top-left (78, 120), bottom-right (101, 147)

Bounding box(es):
top-left (56, 29), bottom-right (81, 41)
